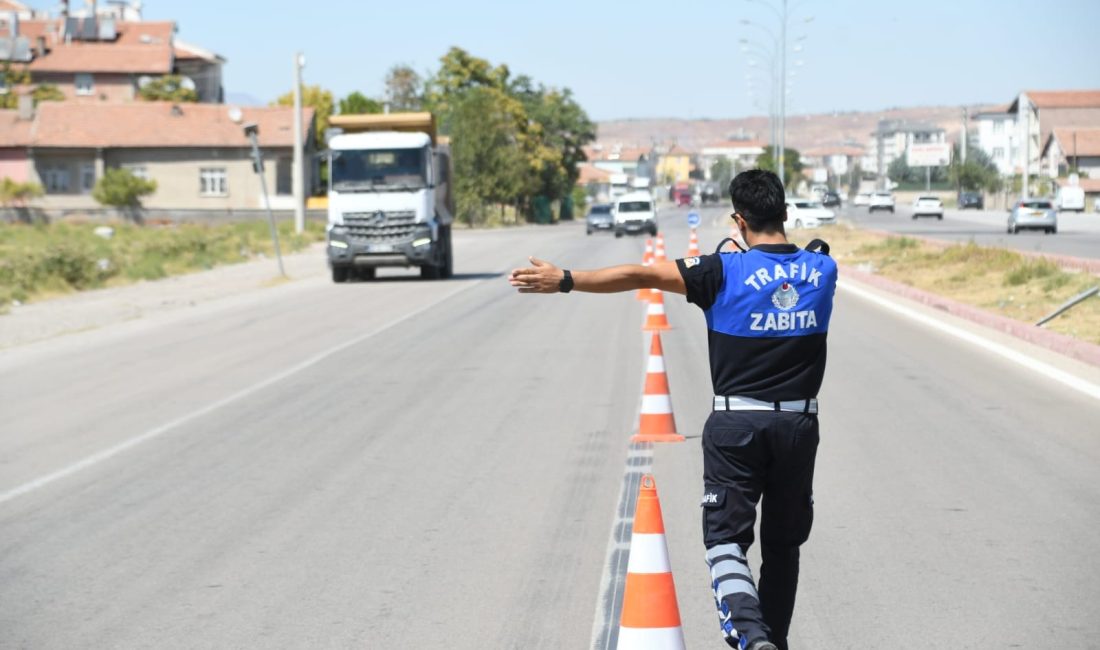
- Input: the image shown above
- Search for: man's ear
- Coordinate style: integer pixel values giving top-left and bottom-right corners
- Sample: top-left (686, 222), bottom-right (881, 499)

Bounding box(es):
top-left (782, 208), bottom-right (788, 222)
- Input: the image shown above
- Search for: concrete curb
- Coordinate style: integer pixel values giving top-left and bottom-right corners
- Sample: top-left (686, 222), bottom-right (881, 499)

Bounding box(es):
top-left (859, 227), bottom-right (1100, 275)
top-left (840, 263), bottom-right (1100, 368)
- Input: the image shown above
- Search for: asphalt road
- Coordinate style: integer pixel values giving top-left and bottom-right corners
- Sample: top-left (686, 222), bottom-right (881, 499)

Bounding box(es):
top-left (2, 212), bottom-right (1099, 648)
top-left (840, 201), bottom-right (1100, 259)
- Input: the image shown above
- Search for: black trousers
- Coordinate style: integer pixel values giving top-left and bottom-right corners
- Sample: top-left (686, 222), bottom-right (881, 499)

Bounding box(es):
top-left (701, 409), bottom-right (819, 650)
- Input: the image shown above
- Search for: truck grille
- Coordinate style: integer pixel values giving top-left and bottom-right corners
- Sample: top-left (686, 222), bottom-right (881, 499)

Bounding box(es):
top-left (342, 211), bottom-right (418, 242)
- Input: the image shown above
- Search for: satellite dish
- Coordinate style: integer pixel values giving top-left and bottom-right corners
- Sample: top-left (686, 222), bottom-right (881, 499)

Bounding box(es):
top-left (227, 106), bottom-right (243, 124)
top-left (179, 76), bottom-right (196, 91)
top-left (137, 75), bottom-right (153, 88)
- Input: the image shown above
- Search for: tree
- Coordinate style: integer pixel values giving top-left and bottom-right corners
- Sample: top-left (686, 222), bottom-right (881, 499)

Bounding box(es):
top-left (755, 147), bottom-right (805, 190)
top-left (949, 144), bottom-right (1002, 193)
top-left (338, 91), bottom-right (383, 115)
top-left (710, 157), bottom-right (734, 196)
top-left (384, 64), bottom-right (423, 111)
top-left (509, 76), bottom-right (596, 205)
top-left (274, 84), bottom-right (334, 146)
top-left (449, 86), bottom-right (527, 225)
top-left (92, 168), bottom-right (157, 211)
top-left (31, 84), bottom-right (64, 103)
top-left (0, 178), bottom-right (43, 207)
top-left (137, 75), bottom-right (198, 102)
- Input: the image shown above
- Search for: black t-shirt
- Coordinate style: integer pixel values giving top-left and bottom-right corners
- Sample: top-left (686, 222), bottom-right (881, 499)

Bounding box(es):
top-left (676, 243), bottom-right (838, 401)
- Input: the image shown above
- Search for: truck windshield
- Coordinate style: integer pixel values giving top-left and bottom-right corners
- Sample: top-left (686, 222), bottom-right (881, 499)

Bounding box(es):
top-left (618, 201), bottom-right (652, 212)
top-left (331, 147), bottom-right (428, 191)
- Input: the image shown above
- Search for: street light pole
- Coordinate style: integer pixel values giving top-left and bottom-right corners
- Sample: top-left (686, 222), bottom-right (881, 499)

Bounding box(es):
top-left (778, 0), bottom-right (787, 188)
top-left (292, 52), bottom-right (305, 235)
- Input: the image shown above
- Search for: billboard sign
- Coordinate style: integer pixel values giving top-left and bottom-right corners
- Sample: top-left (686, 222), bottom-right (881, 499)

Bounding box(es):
top-left (907, 143), bottom-right (951, 167)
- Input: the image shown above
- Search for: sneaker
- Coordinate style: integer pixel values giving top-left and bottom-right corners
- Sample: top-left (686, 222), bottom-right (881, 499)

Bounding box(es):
top-left (746, 641), bottom-right (778, 650)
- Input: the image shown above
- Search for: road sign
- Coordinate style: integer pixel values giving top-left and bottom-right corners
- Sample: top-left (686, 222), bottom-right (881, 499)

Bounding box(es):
top-left (907, 143), bottom-right (951, 167)
top-left (687, 211), bottom-right (700, 227)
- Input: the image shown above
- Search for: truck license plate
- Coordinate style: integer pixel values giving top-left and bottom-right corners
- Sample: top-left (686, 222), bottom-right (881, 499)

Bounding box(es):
top-left (366, 243), bottom-right (394, 253)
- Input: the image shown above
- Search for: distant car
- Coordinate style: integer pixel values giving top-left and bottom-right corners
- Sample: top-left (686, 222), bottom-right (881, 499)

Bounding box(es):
top-left (1007, 198), bottom-right (1057, 234)
top-left (613, 192), bottom-right (658, 237)
top-left (958, 191), bottom-right (984, 210)
top-left (912, 195), bottom-right (944, 220)
top-left (788, 198), bottom-right (835, 227)
top-left (1055, 185), bottom-right (1085, 212)
top-left (821, 191), bottom-right (842, 208)
top-left (585, 203), bottom-right (614, 235)
top-left (868, 192), bottom-right (895, 213)
top-left (853, 192), bottom-right (872, 207)
top-left (701, 185), bottom-right (721, 204)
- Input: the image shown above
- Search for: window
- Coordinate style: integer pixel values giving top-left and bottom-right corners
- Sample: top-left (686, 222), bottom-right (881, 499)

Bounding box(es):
top-left (993, 121), bottom-right (1004, 135)
top-left (75, 73), bottom-right (94, 96)
top-left (80, 163), bottom-right (95, 193)
top-left (199, 167), bottom-right (227, 197)
top-left (125, 165), bottom-right (149, 180)
top-left (42, 165), bottom-right (71, 193)
top-left (993, 147), bottom-right (1005, 160)
top-left (276, 158), bottom-right (292, 196)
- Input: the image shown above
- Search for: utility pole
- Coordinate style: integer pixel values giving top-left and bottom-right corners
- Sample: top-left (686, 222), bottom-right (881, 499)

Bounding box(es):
top-left (292, 52), bottom-right (305, 235)
top-left (777, 0), bottom-right (787, 189)
top-left (1022, 98), bottom-right (1030, 199)
top-left (961, 107), bottom-right (968, 164)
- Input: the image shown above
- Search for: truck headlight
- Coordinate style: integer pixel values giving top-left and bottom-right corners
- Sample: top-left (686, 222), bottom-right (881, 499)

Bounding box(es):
top-left (329, 240), bottom-right (349, 249)
top-left (412, 238), bottom-right (431, 248)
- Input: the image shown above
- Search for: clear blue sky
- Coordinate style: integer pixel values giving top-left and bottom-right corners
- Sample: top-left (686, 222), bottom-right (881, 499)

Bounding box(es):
top-left (60, 0), bottom-right (1100, 120)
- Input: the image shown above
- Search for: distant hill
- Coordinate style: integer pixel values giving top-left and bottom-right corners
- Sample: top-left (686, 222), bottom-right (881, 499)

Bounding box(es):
top-left (595, 104), bottom-right (1000, 152)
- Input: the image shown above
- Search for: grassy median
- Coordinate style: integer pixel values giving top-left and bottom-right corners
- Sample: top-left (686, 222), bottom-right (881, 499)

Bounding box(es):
top-left (0, 220), bottom-right (325, 311)
top-left (810, 225), bottom-right (1100, 345)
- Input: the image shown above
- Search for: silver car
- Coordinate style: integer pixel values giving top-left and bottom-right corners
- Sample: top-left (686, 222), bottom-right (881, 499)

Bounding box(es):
top-left (585, 203), bottom-right (614, 235)
top-left (1007, 199), bottom-right (1057, 234)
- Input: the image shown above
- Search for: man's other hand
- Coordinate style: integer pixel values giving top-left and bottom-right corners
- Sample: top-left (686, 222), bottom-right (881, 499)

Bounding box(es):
top-left (509, 257), bottom-right (563, 293)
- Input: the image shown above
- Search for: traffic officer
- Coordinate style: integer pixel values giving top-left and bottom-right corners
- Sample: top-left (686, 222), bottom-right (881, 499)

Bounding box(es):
top-left (509, 169), bottom-right (837, 650)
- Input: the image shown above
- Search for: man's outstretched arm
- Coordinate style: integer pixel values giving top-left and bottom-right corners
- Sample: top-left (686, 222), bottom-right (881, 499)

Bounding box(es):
top-left (509, 257), bottom-right (686, 295)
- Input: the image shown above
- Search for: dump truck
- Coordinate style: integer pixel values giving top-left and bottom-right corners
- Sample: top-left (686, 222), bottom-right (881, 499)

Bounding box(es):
top-left (324, 112), bottom-right (454, 282)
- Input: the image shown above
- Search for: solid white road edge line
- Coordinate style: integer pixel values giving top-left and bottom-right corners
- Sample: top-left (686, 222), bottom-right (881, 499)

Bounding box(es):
top-left (0, 280), bottom-right (485, 506)
top-left (839, 280), bottom-right (1100, 402)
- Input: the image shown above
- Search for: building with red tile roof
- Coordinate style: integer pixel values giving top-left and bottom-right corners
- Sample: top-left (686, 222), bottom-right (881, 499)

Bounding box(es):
top-left (0, 13), bottom-right (224, 103)
top-left (0, 102), bottom-right (315, 211)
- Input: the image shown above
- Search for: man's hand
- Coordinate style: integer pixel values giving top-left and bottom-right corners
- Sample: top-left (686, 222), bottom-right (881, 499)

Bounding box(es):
top-left (509, 257), bottom-right (563, 293)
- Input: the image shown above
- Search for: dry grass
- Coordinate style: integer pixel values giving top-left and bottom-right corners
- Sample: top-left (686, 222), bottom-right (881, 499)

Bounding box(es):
top-left (815, 224), bottom-right (1100, 345)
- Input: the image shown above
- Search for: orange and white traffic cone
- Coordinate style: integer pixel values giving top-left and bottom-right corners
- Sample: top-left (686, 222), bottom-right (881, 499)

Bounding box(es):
top-left (632, 333), bottom-right (683, 443)
top-left (686, 228), bottom-right (700, 257)
top-left (642, 289), bottom-right (671, 330)
top-left (654, 234), bottom-right (667, 262)
top-left (618, 474), bottom-right (686, 649)
top-left (637, 239), bottom-right (654, 301)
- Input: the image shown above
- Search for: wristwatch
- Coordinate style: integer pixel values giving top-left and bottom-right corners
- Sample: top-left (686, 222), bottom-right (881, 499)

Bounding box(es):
top-left (559, 269), bottom-right (574, 293)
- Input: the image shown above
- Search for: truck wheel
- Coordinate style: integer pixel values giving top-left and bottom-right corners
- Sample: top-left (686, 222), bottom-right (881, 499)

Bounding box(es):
top-left (356, 267), bottom-right (376, 281)
top-left (420, 263), bottom-right (441, 280)
top-left (332, 266), bottom-right (349, 283)
top-left (440, 226), bottom-right (454, 279)
top-left (614, 230), bottom-right (623, 238)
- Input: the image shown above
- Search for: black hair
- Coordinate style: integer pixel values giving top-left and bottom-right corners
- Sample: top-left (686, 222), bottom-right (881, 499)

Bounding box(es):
top-left (728, 169), bottom-right (786, 234)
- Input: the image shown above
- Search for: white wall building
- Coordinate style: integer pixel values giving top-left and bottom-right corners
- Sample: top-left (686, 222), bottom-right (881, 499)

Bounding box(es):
top-left (861, 121), bottom-right (946, 176)
top-left (973, 107), bottom-right (1017, 176)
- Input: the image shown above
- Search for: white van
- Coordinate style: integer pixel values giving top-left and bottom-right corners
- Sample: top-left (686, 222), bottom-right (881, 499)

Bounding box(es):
top-left (612, 191), bottom-right (658, 238)
top-left (1056, 185), bottom-right (1085, 212)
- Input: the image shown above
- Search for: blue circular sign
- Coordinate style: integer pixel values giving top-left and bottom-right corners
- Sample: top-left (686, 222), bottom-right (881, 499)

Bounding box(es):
top-left (687, 211), bottom-right (700, 227)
